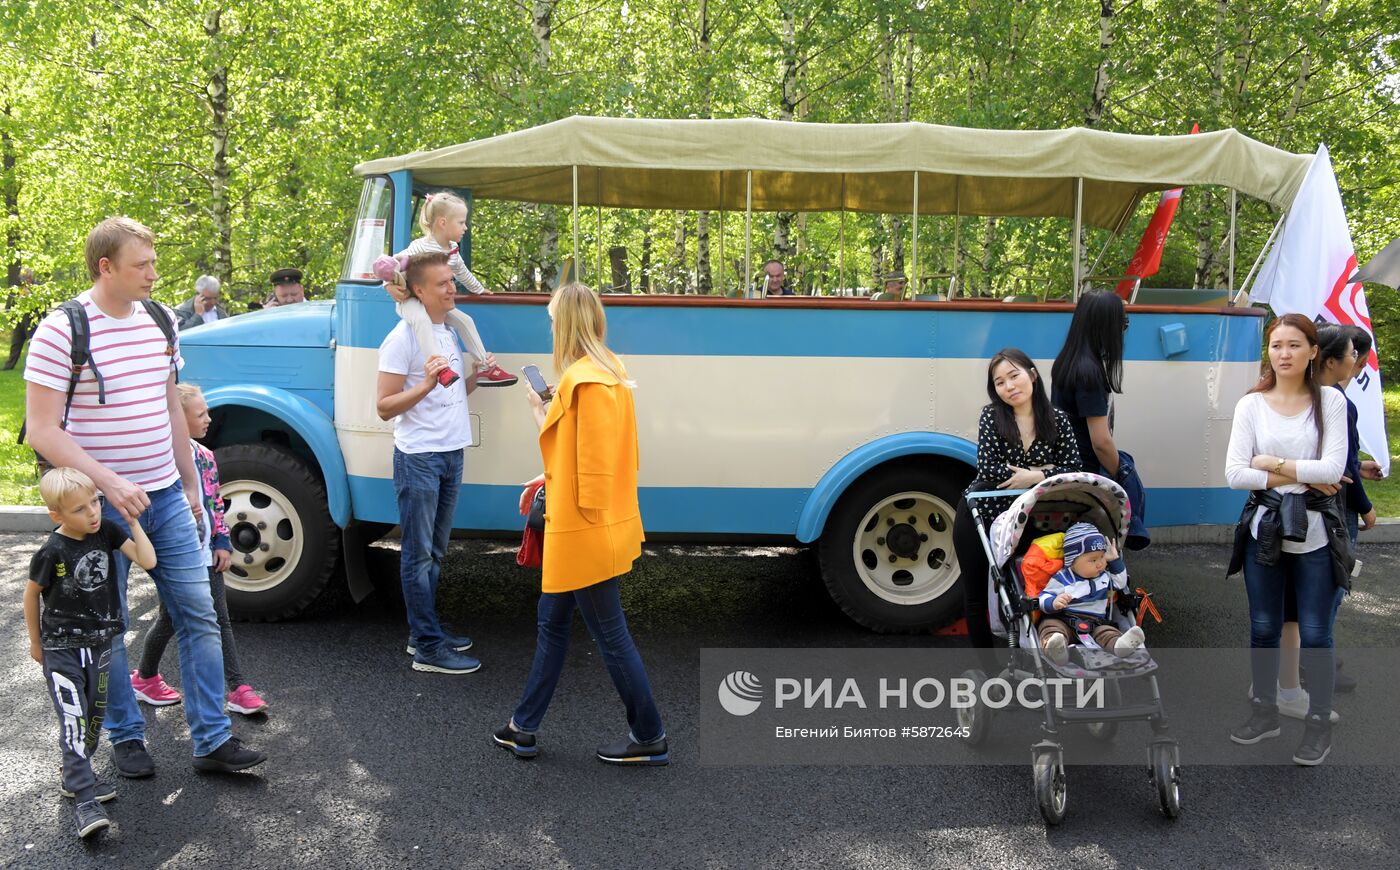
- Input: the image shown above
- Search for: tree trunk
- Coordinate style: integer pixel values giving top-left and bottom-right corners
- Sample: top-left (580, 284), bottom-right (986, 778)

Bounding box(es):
top-left (3, 99), bottom-right (29, 369)
top-left (695, 0), bottom-right (713, 293)
top-left (671, 217), bottom-right (688, 293)
top-left (531, 1), bottom-right (558, 287)
top-left (204, 9), bottom-right (232, 288)
top-left (608, 246), bottom-right (630, 293)
top-left (639, 214), bottom-right (652, 293)
top-left (697, 211), bottom-right (712, 293)
top-left (773, 3), bottom-right (798, 263)
top-left (1195, 0), bottom-right (1229, 289)
top-left (980, 217), bottom-right (998, 295)
top-left (1084, 1), bottom-right (1115, 127)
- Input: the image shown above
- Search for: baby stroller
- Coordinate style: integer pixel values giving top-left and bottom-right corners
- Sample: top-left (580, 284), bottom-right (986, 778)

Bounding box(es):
top-left (957, 472), bottom-right (1180, 824)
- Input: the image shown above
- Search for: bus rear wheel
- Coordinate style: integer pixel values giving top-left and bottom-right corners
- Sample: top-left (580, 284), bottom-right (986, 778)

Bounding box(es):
top-left (215, 443), bottom-right (340, 621)
top-left (817, 463), bottom-right (968, 633)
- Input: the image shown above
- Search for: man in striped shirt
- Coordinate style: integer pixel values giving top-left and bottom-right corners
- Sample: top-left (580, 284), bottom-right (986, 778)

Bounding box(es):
top-left (25, 217), bottom-right (265, 776)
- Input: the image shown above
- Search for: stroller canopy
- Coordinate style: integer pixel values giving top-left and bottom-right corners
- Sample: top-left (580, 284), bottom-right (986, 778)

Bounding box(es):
top-left (988, 473), bottom-right (1130, 569)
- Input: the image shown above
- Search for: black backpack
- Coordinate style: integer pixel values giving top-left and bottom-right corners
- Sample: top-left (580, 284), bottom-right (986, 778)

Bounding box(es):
top-left (18, 298), bottom-right (179, 459)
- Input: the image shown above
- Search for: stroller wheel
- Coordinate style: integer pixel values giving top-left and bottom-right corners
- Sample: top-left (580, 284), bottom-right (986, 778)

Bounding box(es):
top-left (1086, 680), bottom-right (1122, 742)
top-left (1150, 740), bottom-right (1181, 819)
top-left (1032, 744), bottom-right (1067, 825)
top-left (957, 669), bottom-right (993, 747)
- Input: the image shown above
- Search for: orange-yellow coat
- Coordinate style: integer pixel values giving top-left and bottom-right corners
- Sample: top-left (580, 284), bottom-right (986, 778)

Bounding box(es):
top-left (538, 357), bottom-right (644, 593)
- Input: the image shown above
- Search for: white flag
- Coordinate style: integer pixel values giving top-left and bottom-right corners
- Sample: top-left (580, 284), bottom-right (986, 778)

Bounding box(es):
top-left (1252, 144), bottom-right (1390, 475)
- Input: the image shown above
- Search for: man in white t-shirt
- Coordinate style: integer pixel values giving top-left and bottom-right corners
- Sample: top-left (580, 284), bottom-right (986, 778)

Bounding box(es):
top-left (24, 217), bottom-right (265, 777)
top-left (377, 251), bottom-right (482, 675)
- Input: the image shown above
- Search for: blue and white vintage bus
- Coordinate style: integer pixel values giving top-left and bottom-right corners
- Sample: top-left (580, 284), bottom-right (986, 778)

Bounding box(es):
top-left (179, 117), bottom-right (1311, 630)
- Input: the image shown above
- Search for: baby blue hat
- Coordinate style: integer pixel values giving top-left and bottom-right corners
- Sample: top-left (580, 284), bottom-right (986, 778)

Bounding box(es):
top-left (1062, 522), bottom-right (1107, 563)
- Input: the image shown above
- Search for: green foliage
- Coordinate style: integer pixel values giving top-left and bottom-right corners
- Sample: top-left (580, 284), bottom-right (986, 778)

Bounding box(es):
top-left (0, 0), bottom-right (1395, 308)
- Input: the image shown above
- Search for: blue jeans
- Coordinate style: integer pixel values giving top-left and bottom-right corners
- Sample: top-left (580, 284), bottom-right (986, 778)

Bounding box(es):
top-left (393, 448), bottom-right (462, 656)
top-left (103, 483), bottom-right (232, 756)
top-left (512, 577), bottom-right (664, 744)
top-left (1344, 509), bottom-right (1359, 546)
top-left (1242, 534), bottom-right (1346, 717)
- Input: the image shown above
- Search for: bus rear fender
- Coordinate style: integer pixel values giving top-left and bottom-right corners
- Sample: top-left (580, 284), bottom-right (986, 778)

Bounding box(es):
top-left (796, 433), bottom-right (977, 543)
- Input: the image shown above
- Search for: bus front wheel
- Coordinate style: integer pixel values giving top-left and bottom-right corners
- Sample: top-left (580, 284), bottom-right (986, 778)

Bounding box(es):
top-left (215, 443), bottom-right (340, 621)
top-left (817, 463), bottom-right (968, 633)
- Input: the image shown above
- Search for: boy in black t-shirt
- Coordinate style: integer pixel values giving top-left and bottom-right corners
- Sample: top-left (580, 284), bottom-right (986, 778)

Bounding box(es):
top-left (24, 468), bottom-right (156, 839)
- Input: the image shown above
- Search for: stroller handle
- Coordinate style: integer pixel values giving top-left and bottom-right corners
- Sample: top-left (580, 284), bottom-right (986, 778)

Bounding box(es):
top-left (964, 488), bottom-right (1031, 500)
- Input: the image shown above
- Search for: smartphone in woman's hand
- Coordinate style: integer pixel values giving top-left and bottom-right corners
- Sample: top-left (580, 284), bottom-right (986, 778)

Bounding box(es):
top-left (522, 364), bottom-right (552, 400)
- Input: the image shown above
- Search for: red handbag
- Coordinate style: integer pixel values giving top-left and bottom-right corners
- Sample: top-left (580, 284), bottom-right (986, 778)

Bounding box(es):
top-left (516, 480), bottom-right (545, 568)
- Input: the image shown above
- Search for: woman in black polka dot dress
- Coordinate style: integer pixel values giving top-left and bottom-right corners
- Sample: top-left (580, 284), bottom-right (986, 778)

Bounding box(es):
top-left (952, 348), bottom-right (1083, 663)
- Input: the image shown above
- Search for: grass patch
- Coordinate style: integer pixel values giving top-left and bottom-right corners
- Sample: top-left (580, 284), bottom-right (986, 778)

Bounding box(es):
top-left (0, 360), bottom-right (42, 506)
top-left (1360, 386), bottom-right (1400, 519)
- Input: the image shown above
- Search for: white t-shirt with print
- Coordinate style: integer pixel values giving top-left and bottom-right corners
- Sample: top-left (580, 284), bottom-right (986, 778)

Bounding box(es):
top-left (377, 321), bottom-right (472, 454)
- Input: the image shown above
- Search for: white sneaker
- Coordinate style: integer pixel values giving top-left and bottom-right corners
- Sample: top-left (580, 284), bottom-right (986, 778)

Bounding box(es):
top-left (1278, 690), bottom-right (1341, 723)
top-left (1113, 625), bottom-right (1146, 657)
top-left (1043, 633), bottom-right (1069, 666)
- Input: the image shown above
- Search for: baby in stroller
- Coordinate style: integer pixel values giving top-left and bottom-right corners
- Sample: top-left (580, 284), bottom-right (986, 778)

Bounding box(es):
top-left (1037, 522), bottom-right (1146, 665)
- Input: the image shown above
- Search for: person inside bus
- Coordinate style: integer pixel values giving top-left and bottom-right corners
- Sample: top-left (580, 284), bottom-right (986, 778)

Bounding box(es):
top-left (880, 270), bottom-right (907, 300)
top-left (759, 259), bottom-right (793, 296)
top-left (493, 282), bottom-right (667, 766)
top-left (952, 348), bottom-right (1081, 669)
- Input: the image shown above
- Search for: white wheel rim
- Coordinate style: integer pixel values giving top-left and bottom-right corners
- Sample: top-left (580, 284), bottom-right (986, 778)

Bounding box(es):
top-left (220, 478), bottom-right (306, 594)
top-left (851, 490), bottom-right (958, 606)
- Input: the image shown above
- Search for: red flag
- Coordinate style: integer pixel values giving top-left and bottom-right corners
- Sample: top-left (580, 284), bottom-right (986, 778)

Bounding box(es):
top-left (1116, 123), bottom-right (1198, 298)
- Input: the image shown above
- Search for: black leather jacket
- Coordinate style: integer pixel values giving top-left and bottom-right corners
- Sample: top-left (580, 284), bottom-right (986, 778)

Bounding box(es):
top-left (1228, 489), bottom-right (1356, 591)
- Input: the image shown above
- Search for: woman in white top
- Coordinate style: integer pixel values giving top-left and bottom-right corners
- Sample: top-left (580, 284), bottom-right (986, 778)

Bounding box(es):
top-left (1224, 313), bottom-right (1350, 766)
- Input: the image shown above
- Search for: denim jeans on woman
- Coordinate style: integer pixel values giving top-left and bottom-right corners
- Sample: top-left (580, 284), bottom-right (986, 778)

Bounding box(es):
top-left (1241, 534), bottom-right (1346, 717)
top-left (102, 483), bottom-right (233, 757)
top-left (512, 576), bottom-right (665, 744)
top-left (393, 447), bottom-right (463, 656)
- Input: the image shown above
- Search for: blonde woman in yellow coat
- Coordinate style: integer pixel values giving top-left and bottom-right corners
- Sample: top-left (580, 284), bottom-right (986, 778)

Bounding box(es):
top-left (493, 283), bottom-right (667, 765)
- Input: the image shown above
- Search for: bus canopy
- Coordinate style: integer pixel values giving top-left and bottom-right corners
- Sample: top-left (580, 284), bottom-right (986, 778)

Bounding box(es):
top-left (355, 116), bottom-right (1313, 233)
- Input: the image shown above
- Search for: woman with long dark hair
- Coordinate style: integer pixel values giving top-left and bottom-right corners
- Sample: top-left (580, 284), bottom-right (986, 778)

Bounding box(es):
top-left (953, 348), bottom-right (1082, 661)
top-left (1051, 291), bottom-right (1127, 477)
top-left (1225, 313), bottom-right (1351, 766)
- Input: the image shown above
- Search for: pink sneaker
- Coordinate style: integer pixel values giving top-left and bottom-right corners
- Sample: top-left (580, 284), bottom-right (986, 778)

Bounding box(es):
top-left (475, 364), bottom-right (519, 387)
top-left (226, 685), bottom-right (269, 716)
top-left (130, 670), bottom-right (182, 706)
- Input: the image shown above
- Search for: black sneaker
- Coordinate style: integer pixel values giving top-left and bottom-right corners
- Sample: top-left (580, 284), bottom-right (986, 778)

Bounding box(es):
top-left (112, 739), bottom-right (155, 778)
top-left (60, 778), bottom-right (116, 803)
top-left (492, 724), bottom-right (538, 759)
top-left (1293, 713), bottom-right (1334, 766)
top-left (192, 737), bottom-right (267, 773)
top-left (1230, 698), bottom-right (1282, 745)
top-left (597, 736), bottom-right (669, 766)
top-left (75, 800), bottom-right (110, 839)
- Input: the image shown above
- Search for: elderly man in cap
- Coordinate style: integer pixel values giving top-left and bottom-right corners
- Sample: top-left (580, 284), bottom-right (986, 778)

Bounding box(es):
top-left (174, 275), bottom-right (230, 330)
top-left (880, 270), bottom-right (908, 300)
top-left (266, 268), bottom-right (306, 308)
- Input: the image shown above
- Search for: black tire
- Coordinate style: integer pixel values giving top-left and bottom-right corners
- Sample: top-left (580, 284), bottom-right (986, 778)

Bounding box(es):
top-left (817, 461), bottom-right (971, 632)
top-left (1033, 747), bottom-right (1068, 825)
top-left (957, 669), bottom-right (994, 747)
top-left (1150, 741), bottom-right (1181, 819)
top-left (215, 443), bottom-right (340, 621)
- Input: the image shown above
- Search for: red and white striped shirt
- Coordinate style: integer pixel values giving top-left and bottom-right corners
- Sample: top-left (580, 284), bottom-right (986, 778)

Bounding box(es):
top-left (24, 289), bottom-right (184, 492)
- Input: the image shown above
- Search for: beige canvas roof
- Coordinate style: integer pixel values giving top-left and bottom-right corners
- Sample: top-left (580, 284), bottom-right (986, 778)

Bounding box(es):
top-left (355, 116), bottom-right (1313, 232)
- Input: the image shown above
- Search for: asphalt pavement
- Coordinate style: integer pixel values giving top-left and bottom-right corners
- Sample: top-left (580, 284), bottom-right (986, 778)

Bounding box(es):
top-left (1, 532), bottom-right (1397, 869)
